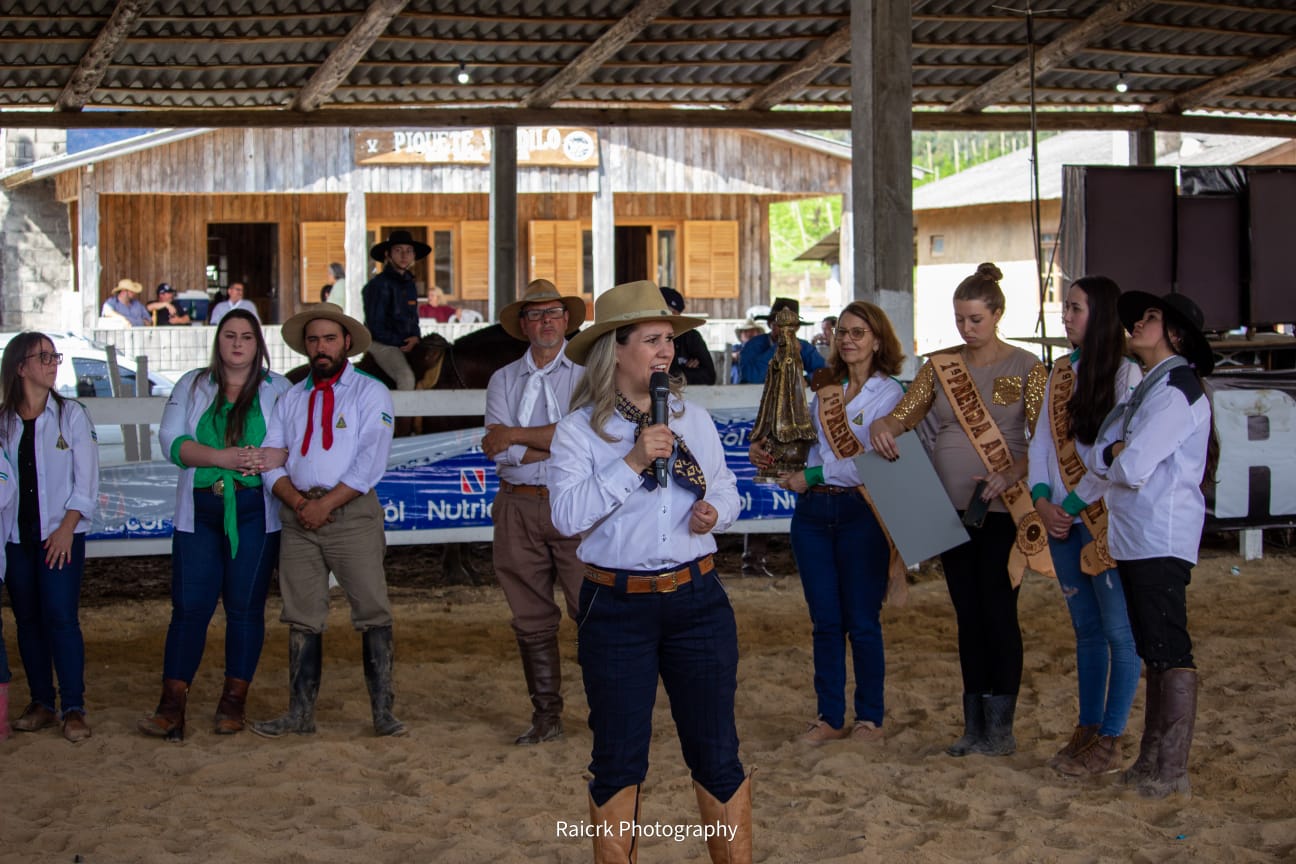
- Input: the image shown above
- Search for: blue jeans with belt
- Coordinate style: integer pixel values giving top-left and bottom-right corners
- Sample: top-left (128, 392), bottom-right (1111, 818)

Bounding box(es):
top-left (1049, 524), bottom-right (1140, 737)
top-left (577, 559), bottom-right (744, 807)
top-left (790, 489), bottom-right (890, 729)
top-left (165, 488), bottom-right (279, 683)
top-left (5, 535), bottom-right (87, 715)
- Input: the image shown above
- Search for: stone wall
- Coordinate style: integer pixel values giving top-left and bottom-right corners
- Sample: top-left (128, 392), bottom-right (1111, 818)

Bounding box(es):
top-left (1, 129), bottom-right (73, 332)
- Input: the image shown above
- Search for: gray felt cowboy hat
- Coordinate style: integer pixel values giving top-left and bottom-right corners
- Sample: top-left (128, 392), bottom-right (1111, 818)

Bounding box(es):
top-left (1117, 290), bottom-right (1214, 377)
top-left (564, 280), bottom-right (705, 365)
top-left (280, 306), bottom-right (372, 357)
top-left (498, 278), bottom-right (587, 341)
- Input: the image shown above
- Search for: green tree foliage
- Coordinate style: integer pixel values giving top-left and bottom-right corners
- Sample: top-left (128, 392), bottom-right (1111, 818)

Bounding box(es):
top-left (912, 131), bottom-right (1056, 187)
top-left (768, 196), bottom-right (842, 301)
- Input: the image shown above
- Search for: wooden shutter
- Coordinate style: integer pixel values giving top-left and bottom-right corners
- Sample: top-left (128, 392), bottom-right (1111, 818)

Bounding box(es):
top-left (528, 220), bottom-right (583, 295)
top-left (683, 220), bottom-right (739, 298)
top-left (460, 221), bottom-right (490, 299)
top-left (300, 222), bottom-right (345, 302)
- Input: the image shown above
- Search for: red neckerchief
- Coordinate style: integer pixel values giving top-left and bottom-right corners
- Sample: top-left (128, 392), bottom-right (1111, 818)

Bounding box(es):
top-left (302, 362), bottom-right (347, 455)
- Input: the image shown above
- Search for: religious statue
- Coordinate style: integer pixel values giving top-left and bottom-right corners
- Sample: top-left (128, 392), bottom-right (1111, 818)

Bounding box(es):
top-left (751, 306), bottom-right (816, 482)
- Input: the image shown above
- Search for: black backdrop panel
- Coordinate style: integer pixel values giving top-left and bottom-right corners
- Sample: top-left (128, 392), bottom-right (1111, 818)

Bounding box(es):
top-left (1248, 168), bottom-right (1296, 325)
top-left (1060, 166), bottom-right (1176, 295)
top-left (1177, 195), bottom-right (1242, 331)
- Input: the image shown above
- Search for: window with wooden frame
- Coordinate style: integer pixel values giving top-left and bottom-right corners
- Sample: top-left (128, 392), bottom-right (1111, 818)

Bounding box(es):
top-left (683, 220), bottom-right (739, 298)
top-left (300, 222), bottom-right (345, 302)
top-left (459, 221), bottom-right (490, 300)
top-left (367, 222), bottom-right (459, 298)
top-left (528, 220), bottom-right (584, 296)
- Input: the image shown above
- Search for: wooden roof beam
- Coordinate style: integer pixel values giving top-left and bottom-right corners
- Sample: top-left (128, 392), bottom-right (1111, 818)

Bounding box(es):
top-left (291, 0), bottom-right (410, 113)
top-left (737, 23), bottom-right (850, 111)
top-left (521, 0), bottom-right (676, 109)
top-left (947, 0), bottom-right (1157, 114)
top-left (56, 0), bottom-right (152, 112)
top-left (1147, 40), bottom-right (1296, 114)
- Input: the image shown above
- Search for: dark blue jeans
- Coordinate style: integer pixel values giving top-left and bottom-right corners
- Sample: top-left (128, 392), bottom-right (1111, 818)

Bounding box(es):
top-left (165, 489), bottom-right (279, 683)
top-left (577, 561), bottom-right (744, 807)
top-left (5, 535), bottom-right (87, 715)
top-left (790, 490), bottom-right (890, 728)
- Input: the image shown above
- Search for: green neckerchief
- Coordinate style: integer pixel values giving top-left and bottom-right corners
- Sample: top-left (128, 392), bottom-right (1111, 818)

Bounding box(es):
top-left (193, 393), bottom-right (265, 558)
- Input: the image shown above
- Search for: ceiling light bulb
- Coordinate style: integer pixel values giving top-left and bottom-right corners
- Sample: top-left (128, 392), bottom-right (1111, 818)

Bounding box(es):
top-left (456, 63), bottom-right (471, 85)
top-left (1115, 74), bottom-right (1128, 94)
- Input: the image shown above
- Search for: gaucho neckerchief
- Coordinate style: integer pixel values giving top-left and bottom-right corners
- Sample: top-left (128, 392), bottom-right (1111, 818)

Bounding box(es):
top-left (1047, 355), bottom-right (1117, 575)
top-left (932, 352), bottom-right (1054, 586)
top-left (615, 392), bottom-right (707, 499)
top-left (814, 379), bottom-right (909, 607)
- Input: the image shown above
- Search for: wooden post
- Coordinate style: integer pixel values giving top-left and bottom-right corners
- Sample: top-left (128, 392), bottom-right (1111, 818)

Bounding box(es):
top-left (105, 345), bottom-right (140, 462)
top-left (78, 167), bottom-right (101, 331)
top-left (1129, 129), bottom-right (1156, 166)
top-left (345, 176), bottom-right (366, 317)
top-left (592, 128), bottom-right (615, 299)
top-left (135, 355), bottom-right (151, 461)
top-left (490, 125), bottom-right (518, 320)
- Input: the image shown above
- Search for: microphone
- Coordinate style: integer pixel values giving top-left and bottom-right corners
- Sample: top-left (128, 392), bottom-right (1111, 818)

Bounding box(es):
top-left (649, 371), bottom-right (671, 488)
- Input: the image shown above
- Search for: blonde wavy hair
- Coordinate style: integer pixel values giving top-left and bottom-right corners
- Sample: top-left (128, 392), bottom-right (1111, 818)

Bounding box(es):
top-left (569, 323), bottom-right (687, 443)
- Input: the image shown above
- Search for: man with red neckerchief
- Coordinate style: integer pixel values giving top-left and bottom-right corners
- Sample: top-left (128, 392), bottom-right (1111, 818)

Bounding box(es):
top-left (251, 307), bottom-right (405, 739)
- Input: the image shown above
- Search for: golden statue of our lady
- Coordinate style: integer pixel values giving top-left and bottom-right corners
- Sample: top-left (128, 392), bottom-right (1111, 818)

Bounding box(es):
top-left (750, 307), bottom-right (816, 481)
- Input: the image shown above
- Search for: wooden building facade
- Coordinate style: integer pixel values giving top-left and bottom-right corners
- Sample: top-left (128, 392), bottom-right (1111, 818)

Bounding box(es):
top-left (47, 126), bottom-right (851, 328)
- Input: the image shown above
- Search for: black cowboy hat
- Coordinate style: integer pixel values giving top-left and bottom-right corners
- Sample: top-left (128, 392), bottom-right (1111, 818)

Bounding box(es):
top-left (757, 296), bottom-right (811, 327)
top-left (370, 229), bottom-right (432, 262)
top-left (1117, 291), bottom-right (1214, 377)
top-left (659, 285), bottom-right (685, 313)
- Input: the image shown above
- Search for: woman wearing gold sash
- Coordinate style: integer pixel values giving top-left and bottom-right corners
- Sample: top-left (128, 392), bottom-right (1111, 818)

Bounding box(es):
top-left (765, 301), bottom-right (904, 744)
top-left (870, 263), bottom-right (1047, 757)
top-left (1027, 276), bottom-right (1141, 776)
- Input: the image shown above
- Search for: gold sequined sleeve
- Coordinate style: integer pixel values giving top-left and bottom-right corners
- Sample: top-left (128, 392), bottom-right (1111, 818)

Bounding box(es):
top-left (1025, 361), bottom-right (1048, 435)
top-left (890, 360), bottom-right (936, 430)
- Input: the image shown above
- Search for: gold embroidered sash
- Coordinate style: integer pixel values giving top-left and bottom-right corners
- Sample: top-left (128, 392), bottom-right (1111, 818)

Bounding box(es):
top-left (931, 353), bottom-right (1054, 586)
top-left (1047, 356), bottom-right (1116, 575)
top-left (814, 381), bottom-right (909, 607)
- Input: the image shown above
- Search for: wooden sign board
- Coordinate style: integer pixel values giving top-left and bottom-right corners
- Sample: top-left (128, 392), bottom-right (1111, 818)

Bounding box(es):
top-left (354, 127), bottom-right (599, 167)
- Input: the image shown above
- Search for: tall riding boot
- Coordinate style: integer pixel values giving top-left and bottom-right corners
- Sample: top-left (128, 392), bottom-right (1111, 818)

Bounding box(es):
top-left (946, 692), bottom-right (988, 756)
top-left (590, 785), bottom-right (640, 864)
top-left (213, 677), bottom-right (250, 735)
top-left (1121, 668), bottom-right (1164, 785)
top-left (137, 678), bottom-right (189, 742)
top-left (694, 776), bottom-right (753, 864)
top-left (251, 630), bottom-right (322, 738)
top-left (363, 626), bottom-right (407, 737)
top-left (0, 682), bottom-right (11, 742)
top-left (976, 694), bottom-right (1017, 756)
top-left (515, 636), bottom-right (564, 745)
top-left (1139, 667), bottom-right (1198, 799)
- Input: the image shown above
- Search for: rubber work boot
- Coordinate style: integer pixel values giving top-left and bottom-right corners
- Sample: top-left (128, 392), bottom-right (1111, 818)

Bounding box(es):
top-left (946, 692), bottom-right (988, 756)
top-left (694, 776), bottom-right (753, 864)
top-left (515, 635), bottom-right (563, 745)
top-left (975, 694), bottom-right (1017, 756)
top-left (251, 629), bottom-right (322, 738)
top-left (590, 785), bottom-right (640, 864)
top-left (363, 626), bottom-right (407, 737)
top-left (213, 677), bottom-right (250, 735)
top-left (1138, 667), bottom-right (1198, 799)
top-left (1047, 723), bottom-right (1099, 769)
top-left (137, 678), bottom-right (188, 742)
top-left (1121, 668), bottom-right (1164, 786)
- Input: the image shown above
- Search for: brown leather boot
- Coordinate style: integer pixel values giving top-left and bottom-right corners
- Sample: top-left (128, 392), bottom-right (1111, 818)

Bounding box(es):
top-left (1138, 667), bottom-right (1197, 799)
top-left (694, 776), bottom-right (753, 864)
top-left (138, 679), bottom-right (188, 742)
top-left (1056, 734), bottom-right (1123, 776)
top-left (589, 785), bottom-right (640, 864)
top-left (1047, 723), bottom-right (1099, 769)
top-left (1121, 669), bottom-right (1163, 785)
top-left (515, 636), bottom-right (563, 745)
top-left (213, 677), bottom-right (250, 734)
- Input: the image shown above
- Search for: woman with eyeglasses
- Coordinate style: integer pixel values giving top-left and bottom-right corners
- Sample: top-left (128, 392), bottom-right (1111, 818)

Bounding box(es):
top-left (139, 309), bottom-right (291, 741)
top-left (0, 333), bottom-right (99, 743)
top-left (757, 302), bottom-right (905, 744)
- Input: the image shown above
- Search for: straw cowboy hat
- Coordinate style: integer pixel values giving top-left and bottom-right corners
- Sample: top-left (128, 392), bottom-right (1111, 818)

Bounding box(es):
top-left (1117, 290), bottom-right (1215, 377)
top-left (564, 280), bottom-right (705, 365)
top-left (370, 229), bottom-right (431, 262)
top-left (112, 278), bottom-right (143, 296)
top-left (280, 306), bottom-right (372, 357)
top-left (734, 317), bottom-right (764, 340)
top-left (498, 278), bottom-right (587, 341)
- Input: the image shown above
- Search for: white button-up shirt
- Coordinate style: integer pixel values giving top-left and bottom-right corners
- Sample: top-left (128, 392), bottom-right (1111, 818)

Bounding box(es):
top-left (3, 397), bottom-right (99, 541)
top-left (483, 345), bottom-right (583, 487)
top-left (209, 299), bottom-right (261, 324)
top-left (549, 396), bottom-right (740, 571)
top-left (159, 368), bottom-right (293, 533)
top-left (0, 448), bottom-right (15, 580)
top-left (805, 374), bottom-right (904, 487)
top-left (262, 363), bottom-right (394, 495)
top-left (1088, 356), bottom-right (1212, 563)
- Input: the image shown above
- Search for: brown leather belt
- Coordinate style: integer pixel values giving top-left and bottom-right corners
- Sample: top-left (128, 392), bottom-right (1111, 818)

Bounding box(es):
top-left (808, 484), bottom-right (853, 495)
top-left (200, 478), bottom-right (251, 497)
top-left (500, 481), bottom-right (548, 498)
top-left (584, 554), bottom-right (714, 594)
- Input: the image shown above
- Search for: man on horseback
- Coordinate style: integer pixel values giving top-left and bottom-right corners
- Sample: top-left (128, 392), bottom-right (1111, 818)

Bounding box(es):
top-left (482, 279), bottom-right (587, 745)
top-left (362, 230), bottom-right (425, 392)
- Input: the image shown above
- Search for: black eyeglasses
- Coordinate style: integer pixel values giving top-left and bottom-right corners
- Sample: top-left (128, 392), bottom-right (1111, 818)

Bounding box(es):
top-left (834, 327), bottom-right (871, 342)
top-left (522, 307), bottom-right (567, 322)
top-left (25, 351), bottom-right (63, 366)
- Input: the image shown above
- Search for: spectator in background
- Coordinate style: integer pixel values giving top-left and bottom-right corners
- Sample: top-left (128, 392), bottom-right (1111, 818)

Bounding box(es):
top-left (737, 297), bottom-right (825, 384)
top-left (148, 284), bottom-right (191, 326)
top-left (418, 288), bottom-right (460, 322)
top-left (209, 283), bottom-right (260, 325)
top-left (660, 286), bottom-right (717, 386)
top-left (101, 279), bottom-right (152, 328)
top-left (730, 318), bottom-right (764, 385)
top-left (319, 284), bottom-right (333, 304)
top-left (813, 315), bottom-right (837, 357)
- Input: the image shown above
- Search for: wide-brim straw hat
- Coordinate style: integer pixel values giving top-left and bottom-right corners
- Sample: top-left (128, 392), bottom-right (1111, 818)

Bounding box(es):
top-left (564, 280), bottom-right (705, 365)
top-left (113, 278), bottom-right (143, 296)
top-left (280, 307), bottom-right (372, 357)
top-left (370, 229), bottom-right (432, 262)
top-left (735, 317), bottom-right (764, 339)
top-left (1117, 290), bottom-right (1214, 377)
top-left (498, 278), bottom-right (587, 341)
